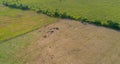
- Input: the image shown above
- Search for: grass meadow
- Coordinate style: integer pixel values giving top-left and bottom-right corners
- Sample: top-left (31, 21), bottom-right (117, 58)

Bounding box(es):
top-left (3, 0), bottom-right (120, 29)
top-left (0, 4), bottom-right (57, 42)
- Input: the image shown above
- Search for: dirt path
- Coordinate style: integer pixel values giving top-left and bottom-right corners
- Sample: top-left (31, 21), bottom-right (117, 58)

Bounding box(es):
top-left (17, 19), bottom-right (120, 64)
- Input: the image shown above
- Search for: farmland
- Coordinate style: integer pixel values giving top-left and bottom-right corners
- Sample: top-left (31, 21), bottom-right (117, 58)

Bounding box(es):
top-left (0, 4), bottom-right (58, 42)
top-left (2, 0), bottom-right (120, 29)
top-left (0, 19), bottom-right (120, 64)
top-left (0, 0), bottom-right (120, 64)
top-left (0, 1), bottom-right (58, 64)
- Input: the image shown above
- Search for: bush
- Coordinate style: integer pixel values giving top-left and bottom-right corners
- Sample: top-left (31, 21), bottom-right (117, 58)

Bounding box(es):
top-left (107, 20), bottom-right (120, 29)
top-left (2, 1), bottom-right (9, 6)
top-left (81, 18), bottom-right (89, 22)
top-left (3, 1), bottom-right (29, 10)
top-left (93, 20), bottom-right (101, 25)
top-left (54, 9), bottom-right (60, 17)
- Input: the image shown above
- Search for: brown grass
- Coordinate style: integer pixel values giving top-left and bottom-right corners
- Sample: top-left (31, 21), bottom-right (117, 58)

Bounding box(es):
top-left (15, 19), bottom-right (120, 64)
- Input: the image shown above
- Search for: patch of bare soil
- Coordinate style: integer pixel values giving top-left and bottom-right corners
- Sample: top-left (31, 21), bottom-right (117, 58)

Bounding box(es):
top-left (17, 19), bottom-right (120, 64)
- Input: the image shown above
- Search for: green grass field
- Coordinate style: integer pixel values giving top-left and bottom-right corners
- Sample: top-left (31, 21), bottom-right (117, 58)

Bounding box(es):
top-left (2, 0), bottom-right (120, 29)
top-left (0, 4), bottom-right (58, 42)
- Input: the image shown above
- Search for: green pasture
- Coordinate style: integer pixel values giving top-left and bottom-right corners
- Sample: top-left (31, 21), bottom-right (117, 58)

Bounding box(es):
top-left (3, 0), bottom-right (120, 29)
top-left (0, 5), bottom-right (57, 42)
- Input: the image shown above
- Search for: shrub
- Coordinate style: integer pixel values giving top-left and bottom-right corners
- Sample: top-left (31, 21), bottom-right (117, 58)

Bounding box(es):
top-left (36, 9), bottom-right (42, 13)
top-left (81, 18), bottom-right (89, 22)
top-left (54, 9), bottom-right (60, 17)
top-left (107, 20), bottom-right (120, 29)
top-left (2, 1), bottom-right (9, 6)
top-left (93, 20), bottom-right (101, 25)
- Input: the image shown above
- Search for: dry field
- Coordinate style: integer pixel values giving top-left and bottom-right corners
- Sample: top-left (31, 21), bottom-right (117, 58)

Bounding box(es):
top-left (14, 19), bottom-right (120, 64)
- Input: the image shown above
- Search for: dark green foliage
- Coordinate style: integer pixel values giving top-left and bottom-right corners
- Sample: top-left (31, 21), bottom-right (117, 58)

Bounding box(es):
top-left (36, 9), bottom-right (42, 13)
top-left (93, 20), bottom-right (101, 25)
top-left (3, 1), bottom-right (29, 10)
top-left (54, 9), bottom-right (60, 17)
top-left (81, 18), bottom-right (89, 22)
top-left (107, 20), bottom-right (120, 30)
top-left (61, 12), bottom-right (68, 18)
top-left (2, 1), bottom-right (8, 6)
top-left (20, 4), bottom-right (29, 10)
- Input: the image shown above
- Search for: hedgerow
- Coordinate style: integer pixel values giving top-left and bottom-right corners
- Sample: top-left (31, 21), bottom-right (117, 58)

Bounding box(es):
top-left (2, 0), bottom-right (120, 30)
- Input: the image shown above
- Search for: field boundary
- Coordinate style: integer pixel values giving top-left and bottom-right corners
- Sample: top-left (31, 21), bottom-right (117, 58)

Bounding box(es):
top-left (0, 19), bottom-right (57, 43)
top-left (2, 1), bottom-right (120, 30)
top-left (0, 26), bottom-right (41, 43)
